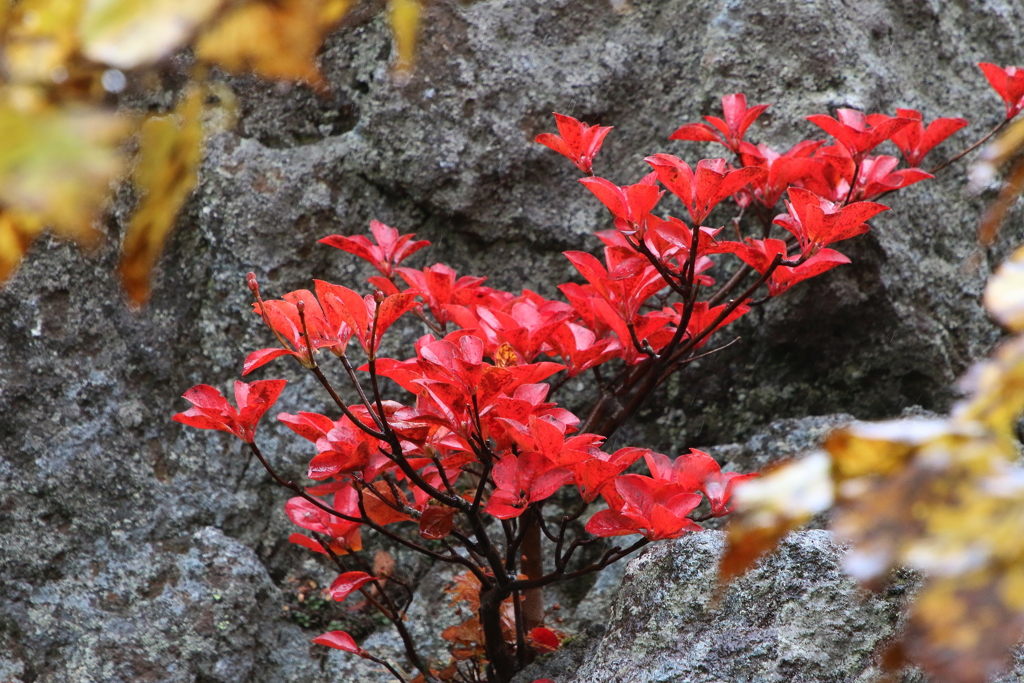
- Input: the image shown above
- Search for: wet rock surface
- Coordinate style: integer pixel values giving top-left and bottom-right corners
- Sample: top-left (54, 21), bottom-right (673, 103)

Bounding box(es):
top-left (2, 0), bottom-right (1024, 681)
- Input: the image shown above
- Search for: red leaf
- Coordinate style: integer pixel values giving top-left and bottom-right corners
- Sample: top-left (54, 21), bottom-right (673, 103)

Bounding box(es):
top-left (307, 449), bottom-right (351, 480)
top-left (285, 498), bottom-right (330, 534)
top-left (172, 410), bottom-right (236, 435)
top-left (419, 505), bottom-right (456, 540)
top-left (328, 571), bottom-right (376, 602)
top-left (669, 122), bottom-right (722, 143)
top-left (578, 177), bottom-right (628, 220)
top-left (535, 132), bottom-right (573, 159)
top-left (288, 533), bottom-right (327, 554)
top-left (528, 626), bottom-right (562, 653)
top-left (585, 509), bottom-right (638, 537)
top-left (979, 62), bottom-right (1024, 119)
top-left (536, 113), bottom-right (613, 174)
top-left (318, 234), bottom-right (376, 266)
top-left (277, 411), bottom-right (335, 442)
top-left (305, 480), bottom-right (348, 496)
top-left (235, 379), bottom-right (288, 440)
top-left (311, 630), bottom-right (366, 656)
top-left (362, 481), bottom-right (412, 526)
top-left (530, 467), bottom-right (574, 502)
top-left (314, 280), bottom-right (370, 348)
top-left (182, 384), bottom-right (233, 411)
top-left (373, 291), bottom-right (422, 348)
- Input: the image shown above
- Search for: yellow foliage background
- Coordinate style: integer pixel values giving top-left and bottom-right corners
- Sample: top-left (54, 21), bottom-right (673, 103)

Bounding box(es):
top-left (0, 0), bottom-right (421, 305)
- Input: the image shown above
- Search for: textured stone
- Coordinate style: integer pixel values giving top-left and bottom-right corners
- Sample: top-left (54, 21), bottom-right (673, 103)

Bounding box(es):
top-left (3, 0), bottom-right (1024, 681)
top-left (563, 530), bottom-right (911, 683)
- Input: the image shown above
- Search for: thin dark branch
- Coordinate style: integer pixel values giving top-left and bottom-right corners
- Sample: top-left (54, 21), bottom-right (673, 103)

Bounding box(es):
top-left (510, 538), bottom-right (649, 591)
top-left (312, 533), bottom-right (431, 683)
top-left (246, 442), bottom-right (360, 523)
top-left (310, 366), bottom-right (386, 440)
top-left (707, 264), bottom-right (752, 307)
top-left (337, 353), bottom-right (385, 430)
top-left (928, 118), bottom-right (1009, 176)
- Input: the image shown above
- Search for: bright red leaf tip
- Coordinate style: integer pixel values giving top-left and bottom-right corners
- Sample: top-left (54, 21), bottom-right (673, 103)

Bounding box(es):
top-left (885, 108), bottom-right (968, 167)
top-left (319, 220), bottom-right (429, 277)
top-left (587, 474), bottom-right (703, 540)
top-left (670, 92), bottom-right (769, 154)
top-left (484, 453), bottom-right (573, 519)
top-left (578, 174), bottom-right (662, 235)
top-left (854, 156), bottom-right (933, 201)
top-left (806, 109), bottom-right (913, 161)
top-left (173, 380), bottom-right (287, 443)
top-left (717, 236), bottom-right (850, 297)
top-left (773, 187), bottom-right (888, 257)
top-left (644, 155), bottom-right (765, 226)
top-left (328, 571), bottom-right (376, 602)
top-left (535, 113), bottom-right (613, 175)
top-left (245, 287), bottom-right (355, 375)
top-left (311, 630), bottom-right (368, 656)
top-left (979, 62), bottom-right (1024, 120)
top-left (311, 280), bottom-right (421, 355)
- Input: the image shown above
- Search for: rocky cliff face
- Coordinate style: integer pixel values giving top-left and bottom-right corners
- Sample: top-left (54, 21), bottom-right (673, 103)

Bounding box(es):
top-left (2, 1), bottom-right (1023, 681)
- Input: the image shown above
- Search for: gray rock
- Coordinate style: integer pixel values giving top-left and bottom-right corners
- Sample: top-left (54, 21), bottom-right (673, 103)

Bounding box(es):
top-left (557, 530), bottom-right (908, 683)
top-left (0, 527), bottom-right (323, 683)
top-left (2, 0), bottom-right (1023, 681)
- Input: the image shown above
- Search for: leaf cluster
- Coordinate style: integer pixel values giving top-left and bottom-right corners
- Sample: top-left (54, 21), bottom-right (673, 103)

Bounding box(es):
top-left (171, 87), bottom-right (975, 683)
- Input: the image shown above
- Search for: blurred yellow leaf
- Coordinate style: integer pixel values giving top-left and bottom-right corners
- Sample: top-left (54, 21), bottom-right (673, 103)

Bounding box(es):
top-left (320, 0), bottom-right (351, 26)
top-left (906, 570), bottom-right (1024, 683)
top-left (79, 0), bottom-right (228, 69)
top-left (3, 0), bottom-right (82, 83)
top-left (0, 0), bottom-right (421, 300)
top-left (0, 96), bottom-right (130, 244)
top-left (118, 85), bottom-right (204, 306)
top-left (955, 335), bottom-right (1024, 438)
top-left (971, 117), bottom-right (1024, 190)
top-left (0, 210), bottom-right (45, 283)
top-left (825, 418), bottom-right (952, 481)
top-left (983, 244), bottom-right (1024, 332)
top-left (720, 452), bottom-right (834, 582)
top-left (195, 0), bottom-right (349, 87)
top-left (387, 0), bottom-right (420, 76)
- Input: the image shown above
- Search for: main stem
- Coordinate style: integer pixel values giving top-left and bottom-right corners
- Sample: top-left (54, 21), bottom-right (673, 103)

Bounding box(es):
top-left (480, 586), bottom-right (517, 683)
top-left (520, 513), bottom-right (545, 632)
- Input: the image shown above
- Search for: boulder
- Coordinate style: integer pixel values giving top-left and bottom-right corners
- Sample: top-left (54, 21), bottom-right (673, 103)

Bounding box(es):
top-left (554, 530), bottom-right (913, 683)
top-left (2, 0), bottom-right (1023, 681)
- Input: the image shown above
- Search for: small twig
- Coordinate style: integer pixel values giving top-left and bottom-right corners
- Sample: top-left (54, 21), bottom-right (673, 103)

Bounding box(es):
top-left (310, 366), bottom-right (385, 439)
top-left (663, 335), bottom-right (742, 372)
top-left (511, 537), bottom-right (650, 591)
top-left (337, 353), bottom-right (385, 430)
top-left (707, 264), bottom-right (752, 307)
top-left (929, 118), bottom-right (1009, 176)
